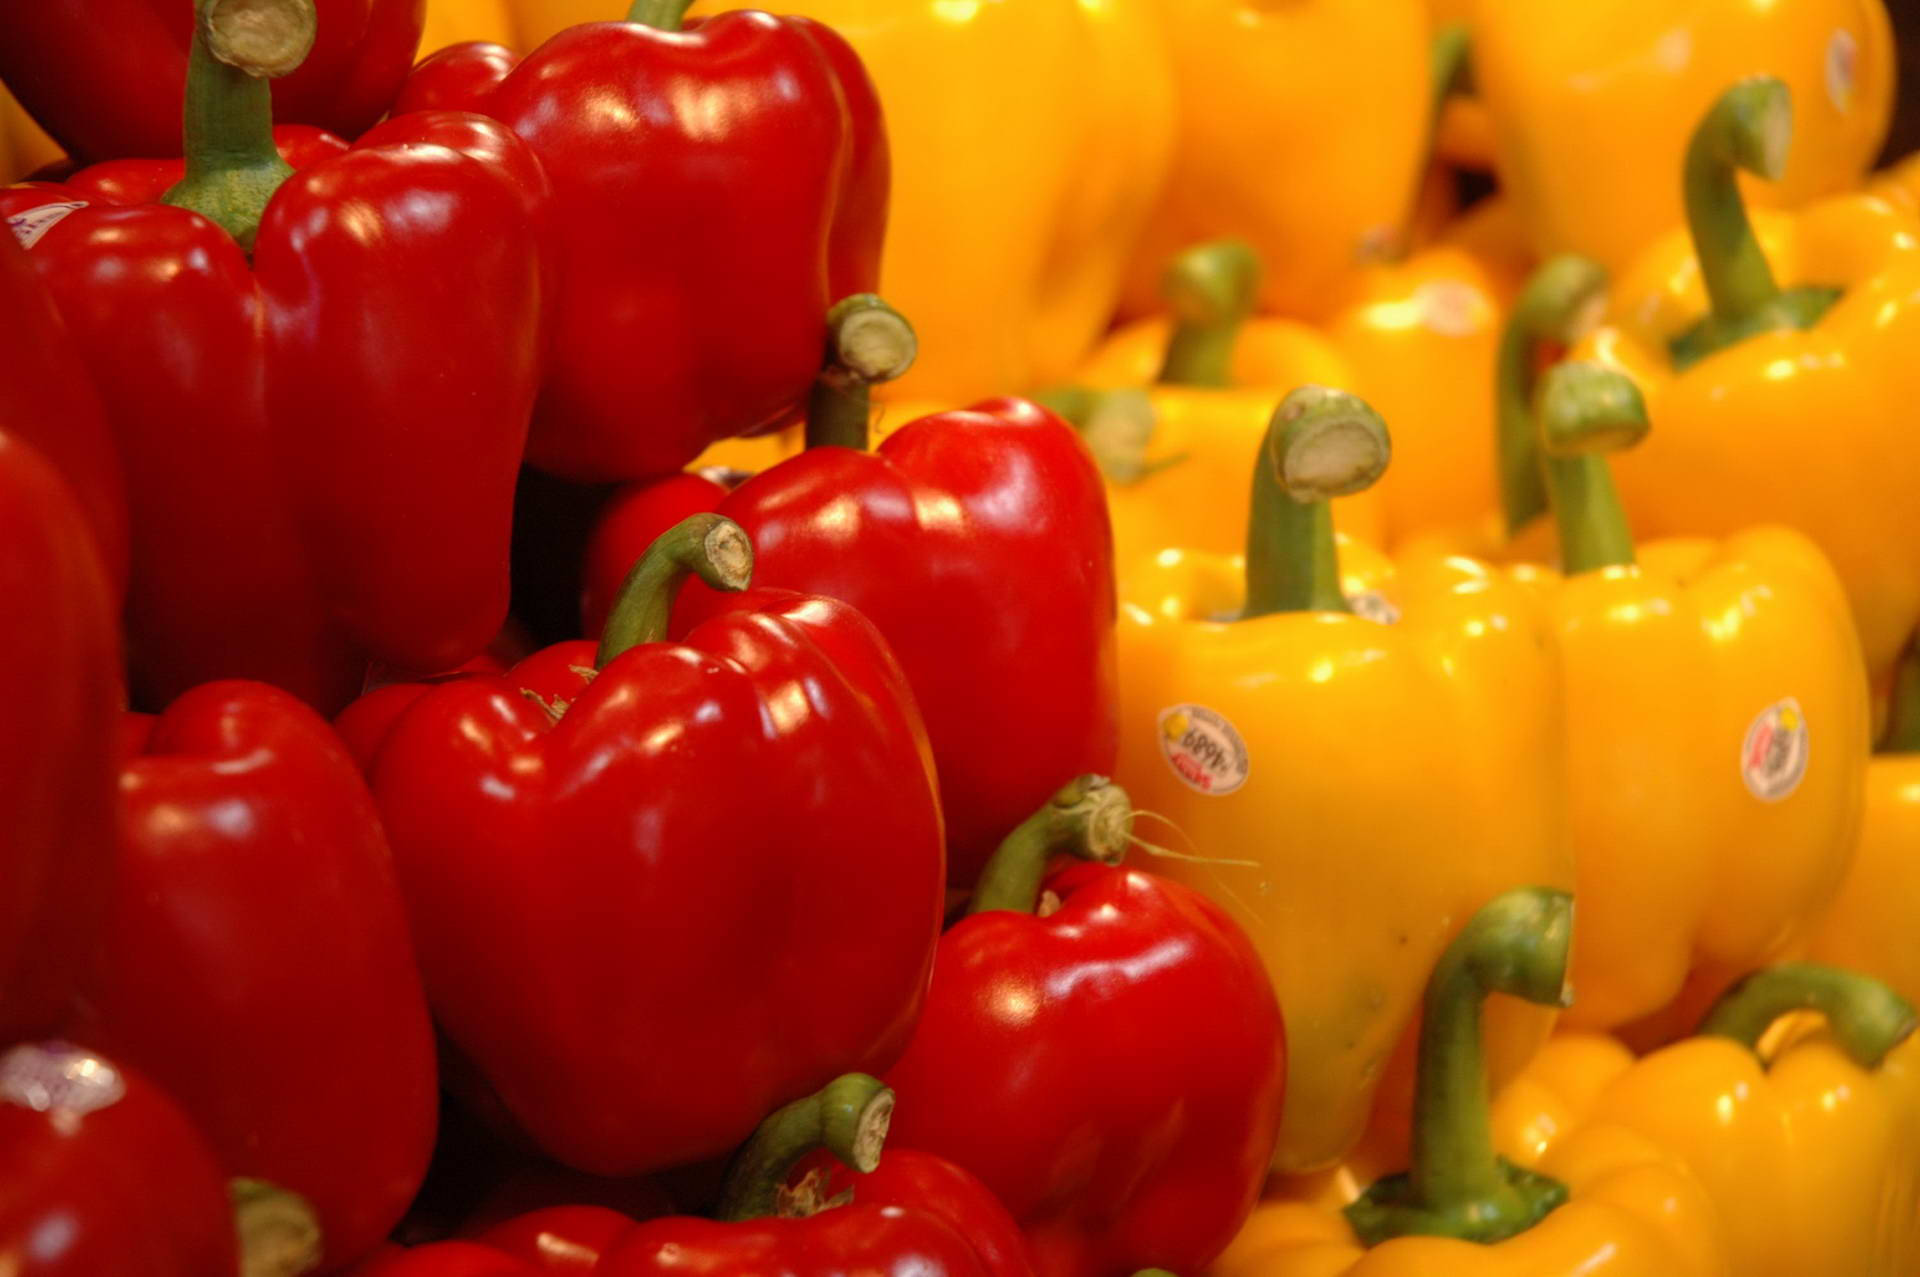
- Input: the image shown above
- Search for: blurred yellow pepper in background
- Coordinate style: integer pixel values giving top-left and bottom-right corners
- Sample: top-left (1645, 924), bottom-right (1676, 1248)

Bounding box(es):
top-left (1473, 0), bottom-right (1893, 272)
top-left (0, 81), bottom-right (62, 183)
top-left (420, 0), bottom-right (517, 50)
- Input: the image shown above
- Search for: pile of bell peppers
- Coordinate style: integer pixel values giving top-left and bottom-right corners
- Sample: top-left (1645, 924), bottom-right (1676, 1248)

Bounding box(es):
top-left (5, 0), bottom-right (1920, 1272)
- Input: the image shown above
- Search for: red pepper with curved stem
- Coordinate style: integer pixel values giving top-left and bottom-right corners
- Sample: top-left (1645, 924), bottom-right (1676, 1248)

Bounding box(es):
top-left (471, 1206), bottom-right (640, 1272)
top-left (601, 1074), bottom-right (1030, 1277)
top-left (883, 777), bottom-right (1287, 1277)
top-left (0, 0), bottom-right (548, 714)
top-left (64, 681), bottom-right (438, 1272)
top-left (584, 299), bottom-right (1117, 882)
top-left (393, 2), bottom-right (886, 481)
top-left (350, 514), bottom-right (944, 1175)
top-left (0, 0), bottom-right (423, 162)
top-left (0, 431), bottom-right (119, 1043)
top-left (0, 234), bottom-right (125, 595)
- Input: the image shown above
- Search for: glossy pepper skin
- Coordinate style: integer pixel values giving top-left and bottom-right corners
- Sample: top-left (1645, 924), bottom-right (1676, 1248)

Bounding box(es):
top-left (1577, 81), bottom-right (1920, 690)
top-left (397, 9), bottom-right (885, 481)
top-left (686, 0), bottom-right (1171, 405)
top-left (883, 778), bottom-right (1286, 1277)
top-left (1473, 0), bottom-right (1893, 271)
top-left (0, 1043), bottom-right (241, 1276)
top-left (0, 0), bottom-right (425, 162)
top-left (68, 681), bottom-right (438, 1272)
top-left (1, 14), bottom-right (550, 712)
top-left (0, 431), bottom-right (119, 1043)
top-left (471, 1205), bottom-right (639, 1272)
top-left (1518, 966), bottom-right (1920, 1276)
top-left (353, 1243), bottom-right (542, 1276)
top-left (1112, 388), bottom-right (1572, 1172)
top-left (1123, 0), bottom-right (1429, 322)
top-left (1214, 890), bottom-right (1730, 1277)
top-left (353, 516), bottom-right (944, 1175)
top-left (589, 393), bottom-right (1117, 885)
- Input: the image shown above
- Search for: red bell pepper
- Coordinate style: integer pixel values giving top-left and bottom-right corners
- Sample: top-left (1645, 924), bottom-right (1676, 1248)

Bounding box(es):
top-left (600, 1074), bottom-right (1031, 1277)
top-left (63, 681), bottom-right (439, 1271)
top-left (0, 234), bottom-right (125, 594)
top-left (0, 0), bottom-right (549, 714)
top-left (0, 430), bottom-right (119, 1043)
top-left (471, 1206), bottom-right (639, 1272)
top-left (351, 1242), bottom-right (542, 1276)
top-left (583, 300), bottom-right (1117, 882)
top-left (350, 514), bottom-right (944, 1175)
top-left (0, 0), bottom-right (423, 162)
top-left (0, 1041), bottom-right (320, 1275)
top-left (393, 2), bottom-right (886, 481)
top-left (882, 777), bottom-right (1287, 1277)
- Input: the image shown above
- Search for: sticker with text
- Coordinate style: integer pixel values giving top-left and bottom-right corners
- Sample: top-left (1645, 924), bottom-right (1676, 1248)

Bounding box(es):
top-left (1159, 703), bottom-right (1250, 796)
top-left (1741, 697), bottom-right (1809, 802)
top-left (6, 201), bottom-right (87, 250)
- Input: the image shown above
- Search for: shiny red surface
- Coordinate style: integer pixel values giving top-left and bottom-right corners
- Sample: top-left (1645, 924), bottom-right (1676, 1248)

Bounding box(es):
top-left (65, 682), bottom-right (438, 1271)
top-left (401, 12), bottom-right (887, 480)
top-left (473, 1206), bottom-right (638, 1272)
top-left (0, 1044), bottom-right (238, 1275)
top-left (355, 589), bottom-right (944, 1173)
top-left (588, 399), bottom-right (1118, 881)
top-left (0, 112), bottom-right (549, 712)
top-left (826, 1149), bottom-right (1037, 1277)
top-left (600, 1209), bottom-right (994, 1277)
top-left (0, 433), bottom-right (118, 1042)
top-left (0, 0), bottom-right (424, 161)
top-left (884, 862), bottom-right (1288, 1277)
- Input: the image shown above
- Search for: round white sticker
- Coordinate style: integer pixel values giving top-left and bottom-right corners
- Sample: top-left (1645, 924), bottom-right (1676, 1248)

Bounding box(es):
top-left (0, 1042), bottom-right (126, 1116)
top-left (1741, 698), bottom-right (1810, 802)
top-left (1827, 29), bottom-right (1858, 112)
top-left (1158, 704), bottom-right (1250, 796)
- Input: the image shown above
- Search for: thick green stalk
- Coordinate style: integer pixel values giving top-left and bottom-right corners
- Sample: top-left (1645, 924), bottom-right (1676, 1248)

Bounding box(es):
top-left (1241, 386), bottom-right (1391, 619)
top-left (1345, 887), bottom-right (1574, 1247)
top-left (1536, 362), bottom-right (1648, 575)
top-left (1494, 255), bottom-right (1609, 536)
top-left (162, 0), bottom-right (316, 250)
top-left (1157, 240), bottom-right (1260, 387)
top-left (595, 513), bottom-right (753, 667)
top-left (967, 776), bottom-right (1132, 916)
top-left (715, 1074), bottom-right (894, 1222)
top-left (805, 294), bottom-right (918, 452)
top-left (625, 0), bottom-right (696, 29)
top-left (1699, 962), bottom-right (1918, 1069)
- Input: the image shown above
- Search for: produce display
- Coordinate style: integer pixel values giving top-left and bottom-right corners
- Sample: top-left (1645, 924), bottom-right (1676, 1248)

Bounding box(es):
top-left (6, 0), bottom-right (1920, 1273)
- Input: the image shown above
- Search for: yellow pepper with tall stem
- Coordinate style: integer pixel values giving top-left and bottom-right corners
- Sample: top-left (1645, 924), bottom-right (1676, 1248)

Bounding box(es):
top-left (1112, 386), bottom-right (1572, 1171)
top-left (1472, 0), bottom-right (1894, 272)
top-left (1577, 77), bottom-right (1920, 691)
top-left (1216, 888), bottom-right (1730, 1275)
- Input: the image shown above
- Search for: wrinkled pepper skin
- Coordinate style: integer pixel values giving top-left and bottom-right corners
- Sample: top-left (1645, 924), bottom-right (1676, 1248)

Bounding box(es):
top-left (1581, 195), bottom-right (1920, 691)
top-left (0, 431), bottom-right (119, 1043)
top-left (589, 399), bottom-right (1117, 884)
top-left (68, 682), bottom-right (438, 1272)
top-left (0, 232), bottom-right (125, 595)
top-left (1124, 0), bottom-right (1429, 321)
top-left (1473, 0), bottom-right (1894, 271)
top-left (1, 111), bottom-right (550, 712)
top-left (354, 588), bottom-right (944, 1174)
top-left (687, 0), bottom-right (1172, 404)
top-left (399, 13), bottom-right (885, 481)
top-left (0, 0), bottom-right (425, 162)
top-left (0, 1043), bottom-right (241, 1276)
top-left (884, 859), bottom-right (1286, 1277)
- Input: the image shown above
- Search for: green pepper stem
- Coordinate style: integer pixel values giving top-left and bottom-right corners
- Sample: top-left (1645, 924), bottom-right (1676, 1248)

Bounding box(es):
top-left (967, 776), bottom-right (1132, 916)
top-left (1698, 962), bottom-right (1918, 1070)
top-left (1345, 887), bottom-right (1574, 1247)
top-left (1032, 387), bottom-right (1170, 485)
top-left (715, 1074), bottom-right (894, 1222)
top-left (1494, 256), bottom-right (1609, 536)
top-left (1670, 78), bottom-right (1842, 370)
top-left (161, 0), bottom-right (315, 250)
top-left (1380, 21), bottom-right (1473, 263)
top-left (231, 1178), bottom-right (322, 1277)
top-left (1241, 386), bottom-right (1391, 619)
top-left (625, 0), bottom-right (696, 29)
top-left (804, 295), bottom-right (918, 452)
top-left (1157, 240), bottom-right (1260, 387)
top-left (1882, 637), bottom-right (1920, 753)
top-left (595, 513), bottom-right (753, 668)
top-left (1536, 362), bottom-right (1647, 575)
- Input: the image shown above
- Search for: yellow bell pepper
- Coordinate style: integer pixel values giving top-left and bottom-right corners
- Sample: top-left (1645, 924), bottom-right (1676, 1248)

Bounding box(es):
top-left (1472, 0), bottom-right (1894, 272)
top-left (1123, 0), bottom-right (1429, 322)
top-left (0, 80), bottom-right (61, 184)
top-left (686, 0), bottom-right (1172, 406)
top-left (1864, 150), bottom-right (1920, 214)
top-left (1547, 964), bottom-right (1920, 1276)
top-left (1066, 242), bottom-right (1383, 573)
top-left (421, 0), bottom-right (518, 51)
top-left (1575, 78), bottom-right (1920, 689)
top-left (1507, 355), bottom-right (1869, 1029)
top-left (1112, 386), bottom-right (1572, 1171)
top-left (1215, 889), bottom-right (1730, 1276)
